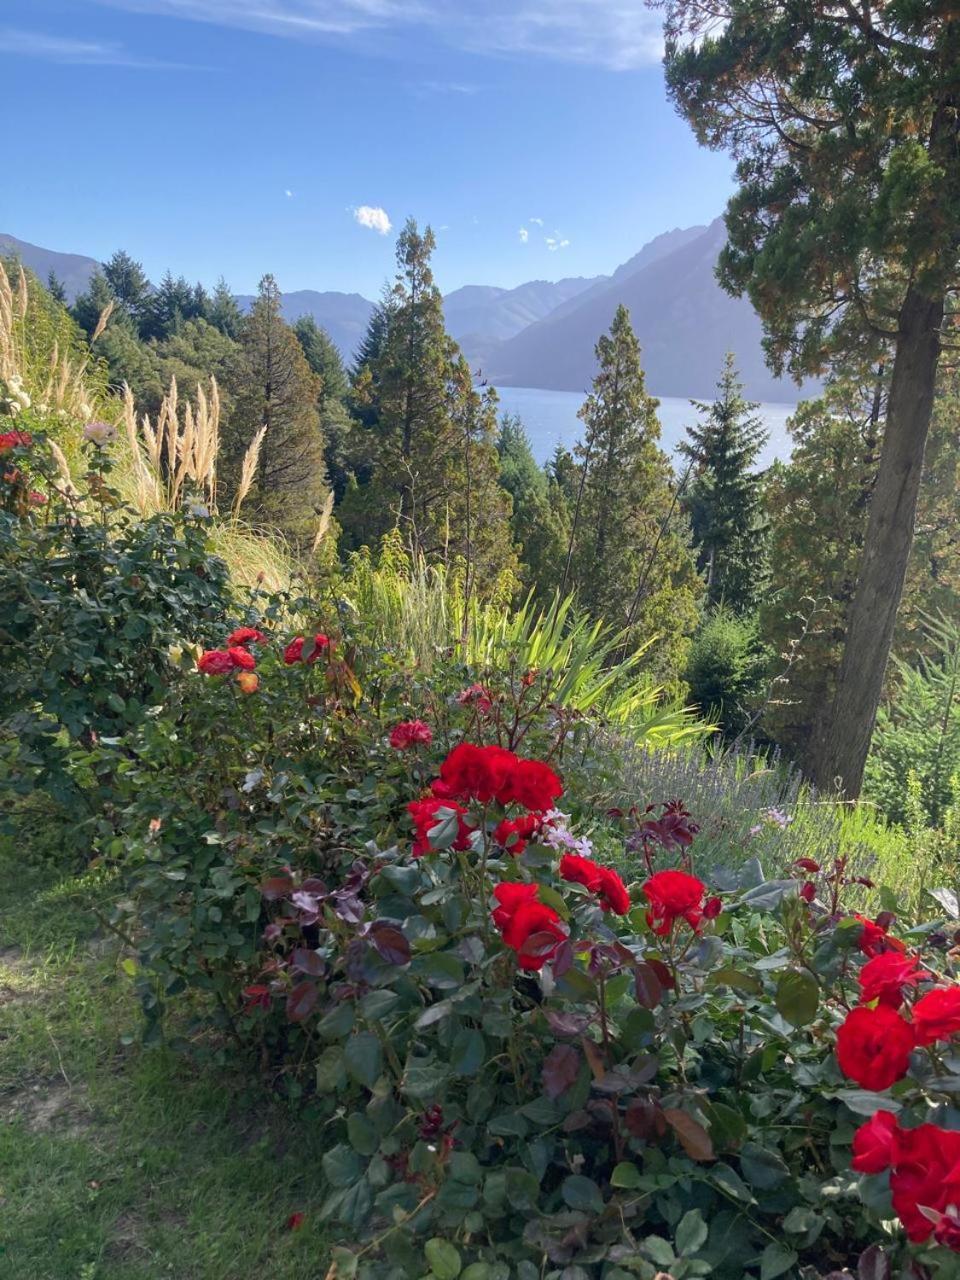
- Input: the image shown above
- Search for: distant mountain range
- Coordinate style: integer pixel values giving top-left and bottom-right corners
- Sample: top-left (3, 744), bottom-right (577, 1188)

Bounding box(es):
top-left (0, 221), bottom-right (808, 403)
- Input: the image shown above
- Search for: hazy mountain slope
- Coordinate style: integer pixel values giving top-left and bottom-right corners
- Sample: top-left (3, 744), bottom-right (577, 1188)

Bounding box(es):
top-left (486, 219), bottom-right (805, 402)
top-left (444, 276), bottom-right (602, 344)
top-left (0, 233), bottom-right (99, 301)
top-left (235, 289), bottom-right (376, 363)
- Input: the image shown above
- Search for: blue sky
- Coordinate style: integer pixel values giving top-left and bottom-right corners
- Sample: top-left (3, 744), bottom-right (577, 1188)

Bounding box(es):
top-left (1, 1), bottom-right (735, 298)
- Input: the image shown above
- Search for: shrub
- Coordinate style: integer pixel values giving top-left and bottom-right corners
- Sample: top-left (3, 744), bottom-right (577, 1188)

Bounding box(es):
top-left (684, 609), bottom-right (771, 738)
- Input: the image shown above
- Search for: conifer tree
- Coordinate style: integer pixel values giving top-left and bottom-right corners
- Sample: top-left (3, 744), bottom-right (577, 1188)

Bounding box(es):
top-left (102, 250), bottom-right (150, 324)
top-left (71, 270), bottom-right (118, 338)
top-left (46, 271), bottom-right (67, 305)
top-left (679, 354), bottom-right (769, 612)
top-left (222, 274), bottom-right (326, 543)
top-left (208, 278), bottom-right (243, 340)
top-left (564, 305), bottom-right (701, 673)
top-left (293, 315), bottom-right (354, 501)
top-left (497, 416), bottom-right (569, 597)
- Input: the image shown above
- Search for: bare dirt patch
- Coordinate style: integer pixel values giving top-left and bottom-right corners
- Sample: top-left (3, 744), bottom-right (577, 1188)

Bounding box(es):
top-left (0, 1080), bottom-right (91, 1137)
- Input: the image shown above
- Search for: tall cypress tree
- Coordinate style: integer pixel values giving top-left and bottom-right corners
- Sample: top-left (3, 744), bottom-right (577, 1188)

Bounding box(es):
top-left (565, 305), bottom-right (701, 672)
top-left (679, 354), bottom-right (769, 612)
top-left (222, 274), bottom-right (326, 543)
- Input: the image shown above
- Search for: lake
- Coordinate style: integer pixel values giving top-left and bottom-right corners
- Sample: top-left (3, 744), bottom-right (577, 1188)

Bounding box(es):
top-left (492, 385), bottom-right (797, 469)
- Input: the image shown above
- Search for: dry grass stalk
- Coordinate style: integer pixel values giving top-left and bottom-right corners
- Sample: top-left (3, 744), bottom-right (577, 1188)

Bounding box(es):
top-left (312, 489), bottom-right (334, 554)
top-left (90, 300), bottom-right (115, 344)
top-left (233, 425), bottom-right (266, 520)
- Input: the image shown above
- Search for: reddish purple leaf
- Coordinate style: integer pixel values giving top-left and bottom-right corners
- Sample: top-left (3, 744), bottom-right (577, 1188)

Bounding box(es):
top-left (369, 922), bottom-right (411, 966)
top-left (542, 1043), bottom-right (581, 1099)
top-left (291, 948), bottom-right (326, 976)
top-left (625, 1098), bottom-right (667, 1140)
top-left (543, 1010), bottom-right (592, 1038)
top-left (859, 1245), bottom-right (892, 1280)
top-left (634, 961), bottom-right (663, 1009)
top-left (286, 980), bottom-right (318, 1023)
top-left (663, 1107), bottom-right (714, 1161)
top-left (261, 874), bottom-right (294, 901)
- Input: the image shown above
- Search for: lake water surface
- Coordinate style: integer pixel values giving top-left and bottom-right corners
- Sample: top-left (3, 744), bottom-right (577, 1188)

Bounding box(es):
top-left (493, 385), bottom-right (797, 469)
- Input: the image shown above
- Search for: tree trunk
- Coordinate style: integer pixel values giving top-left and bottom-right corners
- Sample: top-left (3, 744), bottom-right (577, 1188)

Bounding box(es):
top-left (808, 285), bottom-right (944, 796)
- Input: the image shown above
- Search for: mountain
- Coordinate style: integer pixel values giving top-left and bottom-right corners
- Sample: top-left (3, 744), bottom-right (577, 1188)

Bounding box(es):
top-left (234, 289), bottom-right (375, 365)
top-left (443, 276), bottom-right (602, 366)
top-left (0, 233), bottom-right (98, 301)
top-left (486, 219), bottom-right (807, 403)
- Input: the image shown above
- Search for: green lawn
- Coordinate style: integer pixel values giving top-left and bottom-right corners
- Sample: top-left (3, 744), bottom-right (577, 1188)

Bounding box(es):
top-left (0, 841), bottom-right (332, 1280)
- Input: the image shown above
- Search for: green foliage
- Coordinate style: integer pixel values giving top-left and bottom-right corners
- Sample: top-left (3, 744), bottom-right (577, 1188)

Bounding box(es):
top-left (866, 613), bottom-right (960, 827)
top-left (684, 609), bottom-right (771, 738)
top-left (498, 414), bottom-right (570, 598)
top-left (680, 354), bottom-right (769, 613)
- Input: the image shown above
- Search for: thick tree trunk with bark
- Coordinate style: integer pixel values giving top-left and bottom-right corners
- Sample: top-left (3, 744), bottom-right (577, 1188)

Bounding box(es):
top-left (809, 286), bottom-right (944, 796)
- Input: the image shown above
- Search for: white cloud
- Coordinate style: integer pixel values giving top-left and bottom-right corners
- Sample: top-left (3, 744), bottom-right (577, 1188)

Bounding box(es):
top-left (546, 233), bottom-right (571, 251)
top-left (353, 205), bottom-right (393, 235)
top-left (284, 188), bottom-right (294, 198)
top-left (529, 216), bottom-right (544, 226)
top-left (92, 1), bottom-right (665, 70)
top-left (518, 227), bottom-right (529, 244)
top-left (0, 26), bottom-right (202, 67)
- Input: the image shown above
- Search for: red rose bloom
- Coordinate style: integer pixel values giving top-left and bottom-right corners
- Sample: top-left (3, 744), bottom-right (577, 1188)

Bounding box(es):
top-left (0, 430), bottom-right (32, 452)
top-left (854, 913), bottom-right (906, 957)
top-left (642, 870), bottom-right (707, 936)
top-left (491, 882), bottom-right (539, 931)
top-left (934, 1211), bottom-right (960, 1251)
top-left (227, 646), bottom-right (256, 671)
top-left (496, 896), bottom-right (567, 971)
top-left (197, 649), bottom-right (235, 675)
top-left (406, 798), bottom-right (474, 857)
top-left (389, 720), bottom-right (433, 750)
top-left (227, 626), bottom-right (269, 647)
top-left (283, 633), bottom-right (330, 665)
top-left (912, 986), bottom-right (960, 1046)
top-left (500, 758), bottom-right (563, 811)
top-left (458, 683), bottom-right (492, 713)
top-left (438, 743), bottom-right (518, 804)
top-left (851, 1110), bottom-right (900, 1174)
top-left (835, 1004), bottom-right (914, 1090)
top-left (559, 853), bottom-right (601, 891)
top-left (890, 1123), bottom-right (960, 1243)
top-left (859, 952), bottom-right (924, 1009)
top-left (595, 866), bottom-right (631, 915)
top-left (493, 813), bottom-right (543, 856)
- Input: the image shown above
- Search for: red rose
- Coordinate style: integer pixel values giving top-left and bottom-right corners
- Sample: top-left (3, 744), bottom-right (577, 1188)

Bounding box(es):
top-left (491, 882), bottom-right (539, 931)
top-left (912, 986), bottom-right (960, 1046)
top-left (500, 758), bottom-right (563, 811)
top-left (242, 984), bottom-right (272, 1011)
top-left (283, 633), bottom-right (330, 665)
top-left (28, 491), bottom-right (47, 506)
top-left (854, 913), bottom-right (906, 957)
top-left (559, 853), bottom-right (601, 891)
top-left (438, 743), bottom-right (518, 804)
top-left (227, 646), bottom-right (256, 671)
top-left (458, 683), bottom-right (492, 713)
top-left (851, 1110), bottom-right (899, 1174)
top-left (227, 626), bottom-right (269, 647)
top-left (890, 1123), bottom-right (960, 1243)
top-left (859, 952), bottom-right (924, 1009)
top-left (406, 798), bottom-right (474, 857)
top-left (835, 1004), bottom-right (914, 1090)
top-left (493, 813), bottom-right (543, 856)
top-left (499, 900), bottom-right (567, 971)
top-left (642, 870), bottom-right (706, 936)
top-left (0, 430), bottom-right (31, 452)
top-left (595, 866), bottom-right (631, 915)
top-left (197, 649), bottom-right (235, 675)
top-left (389, 720), bottom-right (433, 750)
top-left (703, 895), bottom-right (723, 918)
top-left (934, 1211), bottom-right (960, 1251)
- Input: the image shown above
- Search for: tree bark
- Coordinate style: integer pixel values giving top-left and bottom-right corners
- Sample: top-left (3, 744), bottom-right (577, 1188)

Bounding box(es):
top-left (808, 285), bottom-right (944, 796)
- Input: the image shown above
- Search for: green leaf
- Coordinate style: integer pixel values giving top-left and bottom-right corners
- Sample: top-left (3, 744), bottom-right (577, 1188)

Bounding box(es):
top-left (504, 1167), bottom-right (540, 1209)
top-left (561, 1174), bottom-right (603, 1213)
top-left (759, 1242), bottom-right (798, 1280)
top-left (642, 1236), bottom-right (676, 1268)
top-left (740, 1142), bottom-right (790, 1190)
top-left (413, 952), bottom-right (465, 990)
top-left (347, 1112), bottom-right (379, 1156)
top-left (461, 1265), bottom-right (492, 1280)
top-left (610, 1161), bottom-right (643, 1189)
top-left (424, 1238), bottom-right (462, 1279)
top-left (706, 965), bottom-right (761, 995)
top-left (675, 1208), bottom-right (708, 1257)
top-left (322, 1143), bottom-right (363, 1189)
top-left (344, 1032), bottom-right (382, 1088)
top-left (402, 1060), bottom-right (450, 1101)
top-left (774, 970), bottom-right (819, 1027)
top-left (449, 1028), bottom-right (485, 1077)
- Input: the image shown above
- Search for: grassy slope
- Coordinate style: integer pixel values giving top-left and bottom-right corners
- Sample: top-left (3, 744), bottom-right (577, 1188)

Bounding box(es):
top-left (0, 843), bottom-right (331, 1280)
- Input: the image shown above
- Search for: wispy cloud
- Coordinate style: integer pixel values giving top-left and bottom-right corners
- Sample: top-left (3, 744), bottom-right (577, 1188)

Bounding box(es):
top-left (284, 188), bottom-right (294, 198)
top-left (0, 26), bottom-right (204, 68)
top-left (529, 216), bottom-right (544, 226)
top-left (353, 205), bottom-right (393, 235)
top-left (93, 1), bottom-right (664, 70)
top-left (546, 232), bottom-right (571, 251)
top-left (518, 227), bottom-right (529, 244)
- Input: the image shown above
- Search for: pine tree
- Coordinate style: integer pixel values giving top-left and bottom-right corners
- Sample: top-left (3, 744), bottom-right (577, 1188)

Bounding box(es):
top-left (208, 278), bottom-right (243, 340)
top-left (679, 354), bottom-right (769, 612)
top-left (71, 270), bottom-right (118, 337)
top-left (564, 305), bottom-right (701, 673)
top-left (102, 250), bottom-right (150, 324)
top-left (46, 271), bottom-right (67, 305)
top-left (498, 415), bottom-right (568, 596)
top-left (222, 274), bottom-right (327, 544)
top-left (293, 315), bottom-right (354, 501)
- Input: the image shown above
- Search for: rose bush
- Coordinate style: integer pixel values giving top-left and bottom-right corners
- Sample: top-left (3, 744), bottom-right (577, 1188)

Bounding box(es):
top-left (110, 629), bottom-right (960, 1280)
